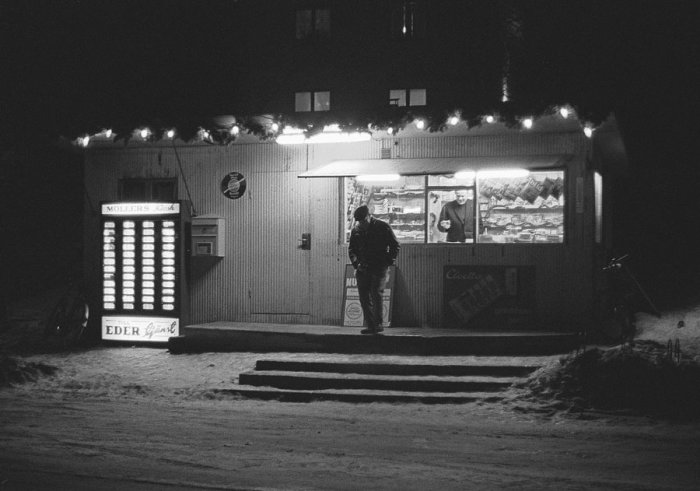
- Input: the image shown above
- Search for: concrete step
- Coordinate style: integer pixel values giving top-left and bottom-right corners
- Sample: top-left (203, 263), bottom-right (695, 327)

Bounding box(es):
top-left (212, 386), bottom-right (508, 404)
top-left (238, 370), bottom-right (519, 393)
top-left (254, 359), bottom-right (539, 377)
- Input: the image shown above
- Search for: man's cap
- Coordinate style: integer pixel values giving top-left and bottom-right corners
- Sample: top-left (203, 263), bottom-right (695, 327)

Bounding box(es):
top-left (353, 205), bottom-right (370, 220)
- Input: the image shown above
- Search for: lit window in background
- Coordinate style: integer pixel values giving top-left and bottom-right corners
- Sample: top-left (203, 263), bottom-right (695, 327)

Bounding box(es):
top-left (409, 89), bottom-right (426, 106)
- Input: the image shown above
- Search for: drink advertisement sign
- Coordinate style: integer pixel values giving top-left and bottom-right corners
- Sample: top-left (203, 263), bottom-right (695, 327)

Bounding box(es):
top-left (342, 265), bottom-right (395, 327)
top-left (102, 315), bottom-right (179, 342)
top-left (443, 265), bottom-right (536, 329)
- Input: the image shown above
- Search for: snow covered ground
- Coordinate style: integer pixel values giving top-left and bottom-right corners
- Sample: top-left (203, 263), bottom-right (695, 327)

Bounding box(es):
top-left (1, 294), bottom-right (699, 489)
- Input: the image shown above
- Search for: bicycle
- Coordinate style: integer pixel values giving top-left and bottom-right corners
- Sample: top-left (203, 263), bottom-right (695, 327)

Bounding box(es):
top-left (44, 278), bottom-right (91, 349)
top-left (600, 254), bottom-right (660, 346)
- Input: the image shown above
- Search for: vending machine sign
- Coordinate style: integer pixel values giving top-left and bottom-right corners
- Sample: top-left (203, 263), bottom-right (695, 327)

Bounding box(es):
top-left (100, 202), bottom-right (189, 343)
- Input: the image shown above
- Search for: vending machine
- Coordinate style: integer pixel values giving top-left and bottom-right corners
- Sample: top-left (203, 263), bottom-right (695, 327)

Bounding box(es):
top-left (100, 201), bottom-right (190, 343)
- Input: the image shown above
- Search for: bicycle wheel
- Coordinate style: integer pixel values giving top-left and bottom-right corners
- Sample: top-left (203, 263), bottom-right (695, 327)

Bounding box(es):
top-left (63, 298), bottom-right (90, 346)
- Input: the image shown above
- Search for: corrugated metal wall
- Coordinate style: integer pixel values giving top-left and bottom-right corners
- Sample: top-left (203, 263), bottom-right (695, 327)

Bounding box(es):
top-left (84, 129), bottom-right (593, 330)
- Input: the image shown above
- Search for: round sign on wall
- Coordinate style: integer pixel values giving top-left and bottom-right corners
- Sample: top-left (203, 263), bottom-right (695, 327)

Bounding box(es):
top-left (220, 172), bottom-right (246, 199)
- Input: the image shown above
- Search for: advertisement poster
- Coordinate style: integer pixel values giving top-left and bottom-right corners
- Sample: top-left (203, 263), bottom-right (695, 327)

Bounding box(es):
top-left (443, 265), bottom-right (536, 329)
top-left (102, 315), bottom-right (179, 343)
top-left (342, 265), bottom-right (395, 327)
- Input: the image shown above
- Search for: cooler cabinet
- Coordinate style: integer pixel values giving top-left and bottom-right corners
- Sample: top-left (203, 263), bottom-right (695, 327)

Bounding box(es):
top-left (100, 201), bottom-right (190, 343)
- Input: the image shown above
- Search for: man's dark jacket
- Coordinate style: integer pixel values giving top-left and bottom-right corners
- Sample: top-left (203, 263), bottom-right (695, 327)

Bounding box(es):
top-left (438, 200), bottom-right (474, 242)
top-left (348, 217), bottom-right (400, 271)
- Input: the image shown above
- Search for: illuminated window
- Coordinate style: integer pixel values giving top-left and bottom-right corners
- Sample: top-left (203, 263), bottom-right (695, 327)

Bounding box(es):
top-left (388, 88), bottom-right (426, 107)
top-left (343, 170), bottom-right (565, 245)
top-left (477, 170), bottom-right (565, 244)
top-left (594, 172), bottom-right (603, 244)
top-left (295, 91), bottom-right (331, 112)
top-left (344, 176), bottom-right (426, 244)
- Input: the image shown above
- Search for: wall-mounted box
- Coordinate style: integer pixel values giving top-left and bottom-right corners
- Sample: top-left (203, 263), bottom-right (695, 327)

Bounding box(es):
top-left (191, 215), bottom-right (225, 257)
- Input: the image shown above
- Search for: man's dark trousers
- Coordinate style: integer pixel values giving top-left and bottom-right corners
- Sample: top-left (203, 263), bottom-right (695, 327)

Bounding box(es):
top-left (355, 267), bottom-right (388, 330)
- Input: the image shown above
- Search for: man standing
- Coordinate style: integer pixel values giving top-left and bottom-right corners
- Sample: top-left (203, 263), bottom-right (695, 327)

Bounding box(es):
top-left (438, 187), bottom-right (474, 242)
top-left (348, 205), bottom-right (400, 334)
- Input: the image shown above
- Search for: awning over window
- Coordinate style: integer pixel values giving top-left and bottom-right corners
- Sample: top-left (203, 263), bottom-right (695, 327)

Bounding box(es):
top-left (297, 155), bottom-right (572, 178)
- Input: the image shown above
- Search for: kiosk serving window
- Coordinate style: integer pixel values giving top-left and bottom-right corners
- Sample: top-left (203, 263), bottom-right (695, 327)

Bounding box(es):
top-left (344, 169), bottom-right (565, 244)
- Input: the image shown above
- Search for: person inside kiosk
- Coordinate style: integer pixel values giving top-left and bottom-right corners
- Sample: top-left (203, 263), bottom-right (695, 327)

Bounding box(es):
top-left (437, 187), bottom-right (475, 243)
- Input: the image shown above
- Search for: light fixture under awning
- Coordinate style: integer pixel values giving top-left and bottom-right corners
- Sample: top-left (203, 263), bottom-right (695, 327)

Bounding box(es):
top-left (298, 155), bottom-right (572, 178)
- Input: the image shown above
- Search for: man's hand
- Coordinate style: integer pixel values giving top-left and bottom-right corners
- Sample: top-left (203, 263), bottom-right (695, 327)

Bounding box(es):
top-left (440, 219), bottom-right (451, 229)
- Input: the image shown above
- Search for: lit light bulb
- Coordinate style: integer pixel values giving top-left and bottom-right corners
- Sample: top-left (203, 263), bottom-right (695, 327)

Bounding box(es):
top-left (485, 115), bottom-right (495, 124)
top-left (166, 129), bottom-right (175, 139)
top-left (584, 126), bottom-right (594, 138)
top-left (271, 123), bottom-right (280, 132)
top-left (522, 118), bottom-right (533, 129)
top-left (104, 129), bottom-right (113, 138)
top-left (140, 128), bottom-right (150, 139)
top-left (559, 107), bottom-right (570, 119)
top-left (449, 116), bottom-right (459, 126)
top-left (80, 136), bottom-right (90, 147)
top-left (415, 119), bottom-right (425, 130)
top-left (231, 125), bottom-right (240, 135)
top-left (387, 127), bottom-right (394, 135)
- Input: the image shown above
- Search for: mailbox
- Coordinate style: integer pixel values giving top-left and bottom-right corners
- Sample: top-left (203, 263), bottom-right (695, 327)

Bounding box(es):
top-left (191, 215), bottom-right (225, 257)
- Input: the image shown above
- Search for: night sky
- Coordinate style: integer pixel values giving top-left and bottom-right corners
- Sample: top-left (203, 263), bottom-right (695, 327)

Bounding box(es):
top-left (2, 0), bottom-right (700, 305)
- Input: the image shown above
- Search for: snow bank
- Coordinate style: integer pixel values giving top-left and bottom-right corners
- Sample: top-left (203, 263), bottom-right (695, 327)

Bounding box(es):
top-left (0, 353), bottom-right (57, 387)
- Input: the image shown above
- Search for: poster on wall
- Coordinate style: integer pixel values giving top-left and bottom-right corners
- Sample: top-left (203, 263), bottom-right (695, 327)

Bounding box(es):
top-left (443, 265), bottom-right (536, 329)
top-left (342, 265), bottom-right (396, 327)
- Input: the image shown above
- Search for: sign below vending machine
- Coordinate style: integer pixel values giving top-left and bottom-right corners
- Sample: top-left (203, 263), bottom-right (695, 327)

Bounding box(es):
top-left (102, 315), bottom-right (178, 342)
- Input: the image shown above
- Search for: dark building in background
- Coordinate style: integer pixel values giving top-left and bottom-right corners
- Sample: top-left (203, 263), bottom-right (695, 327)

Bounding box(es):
top-left (230, 1), bottom-right (506, 122)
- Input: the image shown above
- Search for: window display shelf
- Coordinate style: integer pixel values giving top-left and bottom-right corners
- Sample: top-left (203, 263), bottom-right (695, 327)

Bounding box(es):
top-left (374, 212), bottom-right (424, 220)
top-left (488, 207), bottom-right (563, 212)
